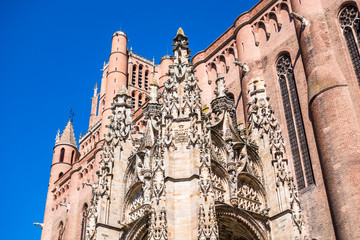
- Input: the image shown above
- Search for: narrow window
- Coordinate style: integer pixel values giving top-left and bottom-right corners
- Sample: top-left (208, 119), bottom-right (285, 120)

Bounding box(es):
top-left (80, 204), bottom-right (88, 240)
top-left (71, 150), bottom-right (75, 164)
top-left (339, 5), bottom-right (360, 85)
top-left (138, 65), bottom-right (143, 88)
top-left (277, 54), bottom-right (314, 189)
top-left (226, 92), bottom-right (237, 126)
top-left (132, 65), bottom-right (137, 85)
top-left (131, 92), bottom-right (135, 108)
top-left (59, 172), bottom-right (64, 179)
top-left (145, 71), bottom-right (149, 90)
top-left (138, 94), bottom-right (142, 107)
top-left (59, 148), bottom-right (65, 163)
top-left (58, 221), bottom-right (64, 240)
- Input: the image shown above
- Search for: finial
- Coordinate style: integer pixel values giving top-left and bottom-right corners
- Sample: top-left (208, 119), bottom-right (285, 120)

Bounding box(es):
top-left (103, 61), bottom-right (106, 68)
top-left (177, 27), bottom-right (185, 36)
top-left (152, 56), bottom-right (155, 65)
top-left (174, 27), bottom-right (187, 41)
top-left (55, 129), bottom-right (60, 143)
top-left (130, 46), bottom-right (133, 53)
top-left (69, 109), bottom-right (75, 123)
top-left (93, 83), bottom-right (98, 97)
top-left (79, 132), bottom-right (82, 139)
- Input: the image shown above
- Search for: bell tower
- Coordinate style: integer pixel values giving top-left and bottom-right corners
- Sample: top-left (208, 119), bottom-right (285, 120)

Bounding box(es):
top-left (41, 119), bottom-right (79, 240)
top-left (50, 120), bottom-right (78, 184)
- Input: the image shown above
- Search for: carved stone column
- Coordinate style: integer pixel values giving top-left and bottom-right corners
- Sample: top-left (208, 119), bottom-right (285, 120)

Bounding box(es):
top-left (86, 86), bottom-right (133, 240)
top-left (247, 78), bottom-right (304, 239)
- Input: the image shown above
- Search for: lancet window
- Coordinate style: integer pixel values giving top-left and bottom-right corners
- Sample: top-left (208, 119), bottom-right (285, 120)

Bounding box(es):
top-left (145, 70), bottom-right (149, 90)
top-left (339, 5), bottom-right (360, 85)
top-left (71, 150), bottom-right (74, 164)
top-left (59, 148), bottom-right (65, 163)
top-left (132, 65), bottom-right (137, 85)
top-left (80, 204), bottom-right (88, 240)
top-left (138, 94), bottom-right (142, 107)
top-left (131, 91), bottom-right (136, 108)
top-left (138, 65), bottom-right (143, 88)
top-left (276, 54), bottom-right (314, 189)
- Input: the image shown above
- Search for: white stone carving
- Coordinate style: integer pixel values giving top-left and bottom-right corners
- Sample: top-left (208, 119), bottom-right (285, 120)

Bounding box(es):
top-left (149, 208), bottom-right (168, 240)
top-left (247, 78), bottom-right (304, 233)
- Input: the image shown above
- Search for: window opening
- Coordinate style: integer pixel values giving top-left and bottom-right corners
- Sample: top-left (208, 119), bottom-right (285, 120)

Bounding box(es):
top-left (138, 65), bottom-right (143, 88)
top-left (277, 54), bottom-right (314, 189)
top-left (340, 5), bottom-right (360, 85)
top-left (132, 65), bottom-right (137, 85)
top-left (59, 148), bottom-right (65, 163)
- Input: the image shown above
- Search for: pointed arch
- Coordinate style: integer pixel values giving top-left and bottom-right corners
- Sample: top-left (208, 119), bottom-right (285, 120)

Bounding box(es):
top-left (70, 150), bottom-right (75, 164)
top-left (144, 70), bottom-right (149, 90)
top-left (123, 214), bottom-right (149, 240)
top-left (132, 65), bottom-right (137, 85)
top-left (237, 173), bottom-right (267, 213)
top-left (279, 3), bottom-right (292, 24)
top-left (208, 62), bottom-right (217, 83)
top-left (268, 12), bottom-right (280, 33)
top-left (131, 91), bottom-right (136, 108)
top-left (218, 55), bottom-right (227, 75)
top-left (226, 48), bottom-right (236, 69)
top-left (138, 94), bottom-right (143, 107)
top-left (138, 65), bottom-right (143, 88)
top-left (339, 4), bottom-right (360, 85)
top-left (59, 148), bottom-right (65, 163)
top-left (80, 203), bottom-right (88, 240)
top-left (123, 182), bottom-right (145, 224)
top-left (216, 204), bottom-right (268, 240)
top-left (257, 22), bottom-right (268, 43)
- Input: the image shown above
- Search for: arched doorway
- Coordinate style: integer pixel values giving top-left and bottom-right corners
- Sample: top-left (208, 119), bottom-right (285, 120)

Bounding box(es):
top-left (216, 204), bottom-right (269, 240)
top-left (123, 214), bottom-right (149, 240)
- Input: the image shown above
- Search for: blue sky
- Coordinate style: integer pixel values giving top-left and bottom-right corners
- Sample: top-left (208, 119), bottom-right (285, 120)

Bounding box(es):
top-left (0, 0), bottom-right (259, 238)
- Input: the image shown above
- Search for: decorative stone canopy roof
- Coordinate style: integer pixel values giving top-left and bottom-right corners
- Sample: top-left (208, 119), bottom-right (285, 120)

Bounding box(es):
top-left (56, 120), bottom-right (77, 147)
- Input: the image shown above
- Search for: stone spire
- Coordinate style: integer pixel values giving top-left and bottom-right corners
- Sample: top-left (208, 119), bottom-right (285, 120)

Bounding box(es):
top-left (55, 129), bottom-right (60, 143)
top-left (56, 120), bottom-right (77, 147)
top-left (161, 27), bottom-right (201, 121)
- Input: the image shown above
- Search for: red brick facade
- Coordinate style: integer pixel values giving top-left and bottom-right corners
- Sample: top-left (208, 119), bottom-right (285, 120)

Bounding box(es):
top-left (42, 0), bottom-right (360, 239)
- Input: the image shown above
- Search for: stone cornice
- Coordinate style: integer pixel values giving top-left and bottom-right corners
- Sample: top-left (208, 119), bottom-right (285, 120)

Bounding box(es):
top-left (130, 52), bottom-right (154, 66)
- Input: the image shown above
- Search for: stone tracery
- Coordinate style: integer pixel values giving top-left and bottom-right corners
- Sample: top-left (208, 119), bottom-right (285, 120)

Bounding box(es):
top-left (82, 29), bottom-right (305, 240)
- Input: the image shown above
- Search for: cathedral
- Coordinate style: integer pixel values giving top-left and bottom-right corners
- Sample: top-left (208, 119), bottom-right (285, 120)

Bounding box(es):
top-left (40, 0), bottom-right (360, 239)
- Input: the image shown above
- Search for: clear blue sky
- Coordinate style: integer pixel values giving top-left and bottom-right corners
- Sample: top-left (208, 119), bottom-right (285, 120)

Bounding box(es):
top-left (0, 0), bottom-right (259, 238)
